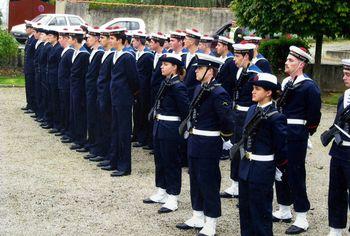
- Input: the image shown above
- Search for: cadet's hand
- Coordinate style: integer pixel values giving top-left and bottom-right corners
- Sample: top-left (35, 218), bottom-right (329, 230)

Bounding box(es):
top-left (223, 140), bottom-right (233, 150)
top-left (307, 125), bottom-right (318, 136)
top-left (275, 168), bottom-right (283, 181)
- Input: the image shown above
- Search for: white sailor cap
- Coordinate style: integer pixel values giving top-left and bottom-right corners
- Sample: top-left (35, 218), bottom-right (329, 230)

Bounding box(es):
top-left (217, 36), bottom-right (234, 45)
top-left (289, 46), bottom-right (313, 63)
top-left (80, 23), bottom-right (89, 32)
top-left (87, 26), bottom-right (101, 37)
top-left (185, 28), bottom-right (202, 40)
top-left (160, 53), bottom-right (184, 67)
top-left (133, 31), bottom-right (148, 39)
top-left (169, 30), bottom-right (186, 40)
top-left (100, 27), bottom-right (113, 36)
top-left (45, 26), bottom-right (59, 37)
top-left (200, 35), bottom-right (214, 43)
top-left (108, 26), bottom-right (127, 36)
top-left (233, 43), bottom-right (256, 54)
top-left (243, 36), bottom-right (262, 45)
top-left (68, 28), bottom-right (85, 37)
top-left (150, 32), bottom-right (167, 41)
top-left (58, 27), bottom-right (72, 36)
top-left (342, 59), bottom-right (350, 71)
top-left (252, 73), bottom-right (280, 91)
top-left (24, 20), bottom-right (34, 28)
top-left (192, 53), bottom-right (224, 69)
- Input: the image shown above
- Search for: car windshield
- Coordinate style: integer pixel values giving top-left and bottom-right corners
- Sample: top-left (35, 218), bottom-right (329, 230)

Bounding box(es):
top-left (32, 15), bottom-right (52, 24)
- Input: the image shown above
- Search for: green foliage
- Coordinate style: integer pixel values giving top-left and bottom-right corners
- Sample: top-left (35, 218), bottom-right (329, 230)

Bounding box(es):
top-left (90, 0), bottom-right (231, 7)
top-left (0, 11), bottom-right (2, 26)
top-left (0, 30), bottom-right (19, 67)
top-left (0, 76), bottom-right (25, 87)
top-left (259, 36), bottom-right (309, 76)
top-left (230, 0), bottom-right (350, 38)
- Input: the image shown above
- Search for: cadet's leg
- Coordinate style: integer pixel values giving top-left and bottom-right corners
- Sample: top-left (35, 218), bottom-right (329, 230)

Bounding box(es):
top-left (239, 179), bottom-right (253, 236)
top-left (116, 104), bottom-right (132, 173)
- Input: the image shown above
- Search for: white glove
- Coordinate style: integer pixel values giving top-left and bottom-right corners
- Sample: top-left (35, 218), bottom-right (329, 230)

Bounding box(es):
top-left (275, 168), bottom-right (283, 181)
top-left (307, 138), bottom-right (313, 150)
top-left (223, 140), bottom-right (233, 150)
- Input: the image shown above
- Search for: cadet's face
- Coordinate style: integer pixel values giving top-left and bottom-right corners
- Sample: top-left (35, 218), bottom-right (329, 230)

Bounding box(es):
top-left (25, 27), bottom-right (33, 35)
top-left (109, 35), bottom-right (118, 48)
top-left (195, 66), bottom-right (206, 81)
top-left (252, 85), bottom-right (270, 103)
top-left (170, 38), bottom-right (181, 50)
top-left (47, 34), bottom-right (53, 43)
top-left (234, 53), bottom-right (244, 67)
top-left (132, 38), bottom-right (141, 49)
top-left (68, 36), bottom-right (74, 45)
top-left (161, 62), bottom-right (176, 77)
top-left (184, 36), bottom-right (193, 48)
top-left (99, 35), bottom-right (109, 47)
top-left (34, 31), bottom-right (40, 39)
top-left (40, 33), bottom-right (46, 41)
top-left (285, 55), bottom-right (303, 75)
top-left (149, 39), bottom-right (158, 51)
top-left (343, 70), bottom-right (350, 88)
top-left (215, 42), bottom-right (226, 55)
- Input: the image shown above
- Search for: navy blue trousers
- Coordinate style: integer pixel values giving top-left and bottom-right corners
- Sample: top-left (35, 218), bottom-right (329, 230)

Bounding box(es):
top-left (70, 92), bottom-right (87, 145)
top-left (188, 155), bottom-right (221, 218)
top-left (154, 138), bottom-right (182, 195)
top-left (275, 139), bottom-right (310, 212)
top-left (34, 74), bottom-right (43, 118)
top-left (49, 83), bottom-right (61, 130)
top-left (328, 157), bottom-right (350, 228)
top-left (239, 179), bottom-right (273, 236)
top-left (110, 104), bottom-right (132, 172)
top-left (25, 72), bottom-right (36, 110)
top-left (59, 89), bottom-right (70, 135)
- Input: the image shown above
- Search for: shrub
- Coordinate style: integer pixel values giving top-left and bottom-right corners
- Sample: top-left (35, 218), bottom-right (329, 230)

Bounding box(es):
top-left (259, 36), bottom-right (309, 77)
top-left (0, 29), bottom-right (19, 67)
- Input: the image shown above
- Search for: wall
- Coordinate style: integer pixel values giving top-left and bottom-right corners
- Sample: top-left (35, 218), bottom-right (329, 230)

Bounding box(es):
top-left (307, 64), bottom-right (345, 92)
top-left (65, 1), bottom-right (233, 34)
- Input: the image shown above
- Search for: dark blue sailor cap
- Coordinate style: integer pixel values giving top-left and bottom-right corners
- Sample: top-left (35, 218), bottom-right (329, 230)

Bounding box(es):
top-left (192, 53), bottom-right (224, 69)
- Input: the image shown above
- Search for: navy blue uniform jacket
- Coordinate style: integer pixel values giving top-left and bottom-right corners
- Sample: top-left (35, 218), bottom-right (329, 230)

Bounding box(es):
top-left (97, 50), bottom-right (114, 110)
top-left (47, 43), bottom-right (63, 85)
top-left (24, 35), bottom-right (37, 74)
top-left (70, 47), bottom-right (90, 97)
top-left (58, 48), bottom-right (74, 90)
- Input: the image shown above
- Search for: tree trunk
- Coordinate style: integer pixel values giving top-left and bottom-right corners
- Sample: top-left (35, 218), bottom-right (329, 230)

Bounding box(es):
top-left (313, 34), bottom-right (323, 88)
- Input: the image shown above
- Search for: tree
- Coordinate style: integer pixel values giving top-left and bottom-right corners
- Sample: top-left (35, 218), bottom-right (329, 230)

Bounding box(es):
top-left (231, 0), bottom-right (350, 68)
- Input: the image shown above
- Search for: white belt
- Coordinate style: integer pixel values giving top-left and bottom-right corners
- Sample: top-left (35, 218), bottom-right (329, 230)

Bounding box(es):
top-left (246, 152), bottom-right (274, 161)
top-left (287, 119), bottom-right (306, 125)
top-left (235, 105), bottom-right (250, 112)
top-left (191, 128), bottom-right (220, 137)
top-left (156, 114), bottom-right (181, 121)
top-left (341, 141), bottom-right (350, 147)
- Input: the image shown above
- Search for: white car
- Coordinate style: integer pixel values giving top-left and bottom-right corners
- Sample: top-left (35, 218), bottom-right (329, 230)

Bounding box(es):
top-left (100, 17), bottom-right (146, 34)
top-left (10, 14), bottom-right (86, 43)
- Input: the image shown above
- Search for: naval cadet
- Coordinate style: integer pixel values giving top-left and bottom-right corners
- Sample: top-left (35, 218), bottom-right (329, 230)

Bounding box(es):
top-left (46, 28), bottom-right (63, 134)
top-left (57, 28), bottom-right (75, 141)
top-left (132, 31), bottom-right (154, 148)
top-left (243, 36), bottom-right (272, 73)
top-left (324, 59), bottom-right (350, 236)
top-left (176, 53), bottom-right (234, 236)
top-left (182, 28), bottom-right (202, 100)
top-left (77, 27), bottom-right (104, 154)
top-left (169, 30), bottom-right (188, 55)
top-left (198, 35), bottom-right (214, 55)
top-left (143, 53), bottom-right (189, 214)
top-left (238, 73), bottom-right (287, 236)
top-left (80, 24), bottom-right (92, 53)
top-left (124, 30), bottom-right (136, 57)
top-left (22, 20), bottom-right (37, 114)
top-left (273, 46), bottom-right (322, 234)
top-left (221, 43), bottom-right (262, 199)
top-left (87, 27), bottom-right (115, 163)
top-left (68, 29), bottom-right (90, 150)
top-left (101, 26), bottom-right (139, 177)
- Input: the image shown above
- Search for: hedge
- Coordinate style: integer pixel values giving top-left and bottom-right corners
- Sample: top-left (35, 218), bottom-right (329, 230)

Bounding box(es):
top-left (259, 36), bottom-right (309, 77)
top-left (0, 30), bottom-right (19, 68)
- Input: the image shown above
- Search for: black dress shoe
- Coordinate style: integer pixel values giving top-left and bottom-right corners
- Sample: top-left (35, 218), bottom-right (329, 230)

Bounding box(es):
top-left (143, 198), bottom-right (159, 204)
top-left (176, 223), bottom-right (200, 230)
top-left (97, 160), bottom-right (110, 167)
top-left (24, 109), bottom-right (34, 114)
top-left (220, 155), bottom-right (230, 160)
top-left (21, 106), bottom-right (29, 111)
top-left (30, 114), bottom-right (38, 118)
top-left (272, 216), bottom-right (292, 223)
top-left (89, 156), bottom-right (105, 162)
top-left (70, 144), bottom-right (83, 150)
top-left (110, 170), bottom-right (130, 177)
top-left (132, 142), bottom-right (146, 148)
top-left (220, 192), bottom-right (235, 198)
top-left (149, 150), bottom-right (155, 155)
top-left (54, 132), bottom-right (63, 136)
top-left (101, 165), bottom-right (116, 171)
top-left (61, 139), bottom-right (73, 143)
top-left (142, 145), bottom-right (153, 150)
top-left (85, 154), bottom-right (97, 159)
top-left (76, 147), bottom-right (89, 153)
top-left (41, 125), bottom-right (52, 129)
top-left (158, 207), bottom-right (175, 214)
top-left (48, 129), bottom-right (60, 134)
top-left (285, 225), bottom-right (306, 234)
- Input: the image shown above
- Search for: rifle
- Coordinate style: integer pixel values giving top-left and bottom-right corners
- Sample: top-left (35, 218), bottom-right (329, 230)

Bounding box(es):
top-left (321, 104), bottom-right (350, 146)
top-left (276, 78), bottom-right (295, 111)
top-left (148, 76), bottom-right (180, 121)
top-left (229, 107), bottom-right (278, 159)
top-left (178, 82), bottom-right (219, 138)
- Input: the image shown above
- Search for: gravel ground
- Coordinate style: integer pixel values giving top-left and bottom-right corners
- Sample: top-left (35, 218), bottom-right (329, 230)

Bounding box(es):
top-left (0, 88), bottom-right (345, 236)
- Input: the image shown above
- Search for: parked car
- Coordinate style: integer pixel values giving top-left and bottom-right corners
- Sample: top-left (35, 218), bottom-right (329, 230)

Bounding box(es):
top-left (10, 14), bottom-right (86, 44)
top-left (100, 17), bottom-right (146, 34)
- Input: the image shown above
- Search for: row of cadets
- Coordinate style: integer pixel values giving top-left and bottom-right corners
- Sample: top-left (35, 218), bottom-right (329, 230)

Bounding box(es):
top-left (22, 20), bottom-right (37, 114)
top-left (220, 43), bottom-right (262, 199)
top-left (87, 27), bottom-right (116, 163)
top-left (46, 27), bottom-right (64, 134)
top-left (143, 53), bottom-right (189, 214)
top-left (102, 26), bottom-right (140, 177)
top-left (198, 35), bottom-right (215, 55)
top-left (273, 46), bottom-right (322, 234)
top-left (325, 59), bottom-right (350, 236)
top-left (57, 28), bottom-right (74, 142)
top-left (243, 36), bottom-right (272, 73)
top-left (182, 28), bottom-right (202, 100)
top-left (169, 30), bottom-right (188, 55)
top-left (68, 28), bottom-right (90, 150)
top-left (131, 31), bottom-right (154, 148)
top-left (238, 73), bottom-right (288, 236)
top-left (77, 27), bottom-right (104, 154)
top-left (176, 53), bottom-right (234, 236)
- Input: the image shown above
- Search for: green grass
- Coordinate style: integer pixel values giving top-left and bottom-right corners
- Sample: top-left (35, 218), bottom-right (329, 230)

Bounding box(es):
top-left (322, 92), bottom-right (342, 105)
top-left (0, 75), bottom-right (25, 87)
